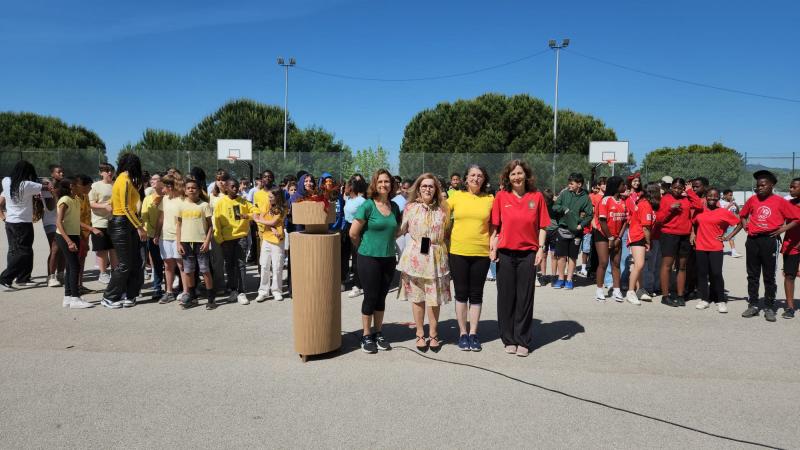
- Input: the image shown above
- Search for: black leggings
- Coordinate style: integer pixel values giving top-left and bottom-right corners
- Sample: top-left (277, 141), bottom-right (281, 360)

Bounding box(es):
top-left (357, 253), bottom-right (396, 315)
top-left (696, 250), bottom-right (724, 303)
top-left (103, 216), bottom-right (144, 301)
top-left (55, 234), bottom-right (81, 297)
top-left (342, 222), bottom-right (360, 287)
top-left (449, 254), bottom-right (490, 305)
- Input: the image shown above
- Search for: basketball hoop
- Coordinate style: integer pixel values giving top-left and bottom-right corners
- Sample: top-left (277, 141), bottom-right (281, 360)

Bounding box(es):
top-left (605, 159), bottom-right (616, 167)
top-left (227, 156), bottom-right (239, 165)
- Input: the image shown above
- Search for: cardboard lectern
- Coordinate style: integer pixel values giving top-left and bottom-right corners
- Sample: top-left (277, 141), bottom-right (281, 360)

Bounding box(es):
top-left (290, 201), bottom-right (341, 362)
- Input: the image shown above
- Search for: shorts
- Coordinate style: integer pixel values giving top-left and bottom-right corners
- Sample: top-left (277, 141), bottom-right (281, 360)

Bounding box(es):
top-left (160, 239), bottom-right (180, 260)
top-left (181, 243), bottom-right (210, 274)
top-left (555, 235), bottom-right (580, 259)
top-left (545, 229), bottom-right (558, 252)
top-left (660, 232), bottom-right (691, 258)
top-left (581, 233), bottom-right (592, 253)
top-left (91, 228), bottom-right (114, 251)
top-left (592, 228), bottom-right (608, 243)
top-left (628, 238), bottom-right (647, 247)
top-left (783, 253), bottom-right (799, 277)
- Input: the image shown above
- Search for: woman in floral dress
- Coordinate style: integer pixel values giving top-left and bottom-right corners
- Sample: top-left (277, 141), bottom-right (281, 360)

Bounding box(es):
top-left (398, 173), bottom-right (451, 352)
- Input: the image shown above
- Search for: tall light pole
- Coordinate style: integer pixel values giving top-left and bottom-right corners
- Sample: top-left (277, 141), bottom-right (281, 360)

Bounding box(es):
top-left (277, 57), bottom-right (296, 160)
top-left (548, 39), bottom-right (569, 191)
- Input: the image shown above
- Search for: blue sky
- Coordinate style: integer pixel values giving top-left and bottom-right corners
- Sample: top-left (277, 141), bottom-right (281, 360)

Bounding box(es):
top-left (1, 0), bottom-right (798, 167)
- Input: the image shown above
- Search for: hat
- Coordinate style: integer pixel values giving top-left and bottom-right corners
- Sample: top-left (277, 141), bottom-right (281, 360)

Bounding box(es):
top-left (627, 172), bottom-right (641, 182)
top-left (661, 175), bottom-right (673, 184)
top-left (753, 170), bottom-right (777, 184)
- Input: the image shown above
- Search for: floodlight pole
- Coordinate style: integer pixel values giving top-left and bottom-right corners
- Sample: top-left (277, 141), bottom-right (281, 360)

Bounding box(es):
top-left (549, 39), bottom-right (569, 191)
top-left (278, 57), bottom-right (296, 160)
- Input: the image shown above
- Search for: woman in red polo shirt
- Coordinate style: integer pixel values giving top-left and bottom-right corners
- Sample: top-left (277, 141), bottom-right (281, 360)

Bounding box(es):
top-left (625, 186), bottom-right (656, 305)
top-left (594, 176), bottom-right (627, 302)
top-left (690, 188), bottom-right (740, 313)
top-left (490, 160), bottom-right (550, 358)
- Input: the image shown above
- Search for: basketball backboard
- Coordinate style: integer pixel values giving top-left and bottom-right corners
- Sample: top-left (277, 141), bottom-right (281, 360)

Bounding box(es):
top-left (589, 141), bottom-right (629, 164)
top-left (217, 139), bottom-right (252, 161)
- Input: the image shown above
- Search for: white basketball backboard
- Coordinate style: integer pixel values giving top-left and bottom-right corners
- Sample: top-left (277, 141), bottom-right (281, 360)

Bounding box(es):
top-left (217, 139), bottom-right (252, 161)
top-left (589, 141), bottom-right (629, 164)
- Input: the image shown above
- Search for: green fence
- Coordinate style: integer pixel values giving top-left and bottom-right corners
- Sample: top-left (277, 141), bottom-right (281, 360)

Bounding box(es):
top-left (0, 148), bottom-right (106, 180)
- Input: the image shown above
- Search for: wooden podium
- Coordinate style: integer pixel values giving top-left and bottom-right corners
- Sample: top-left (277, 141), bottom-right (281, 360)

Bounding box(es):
top-left (290, 201), bottom-right (341, 362)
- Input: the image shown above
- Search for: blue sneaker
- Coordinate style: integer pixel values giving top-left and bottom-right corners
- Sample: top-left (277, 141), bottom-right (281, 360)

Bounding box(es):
top-left (458, 334), bottom-right (470, 351)
top-left (552, 279), bottom-right (564, 289)
top-left (469, 334), bottom-right (482, 352)
top-left (564, 280), bottom-right (574, 290)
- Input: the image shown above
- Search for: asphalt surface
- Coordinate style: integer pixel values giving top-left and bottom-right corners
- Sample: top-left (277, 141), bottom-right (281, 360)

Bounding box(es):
top-left (1, 227), bottom-right (798, 449)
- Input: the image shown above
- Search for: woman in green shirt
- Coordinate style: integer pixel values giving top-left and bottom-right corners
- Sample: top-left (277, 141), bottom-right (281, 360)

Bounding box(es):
top-left (349, 169), bottom-right (402, 354)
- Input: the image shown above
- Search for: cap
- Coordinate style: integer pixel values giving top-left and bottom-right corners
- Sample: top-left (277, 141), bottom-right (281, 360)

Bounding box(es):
top-left (627, 172), bottom-right (641, 182)
top-left (753, 170), bottom-right (777, 184)
top-left (661, 175), bottom-right (673, 184)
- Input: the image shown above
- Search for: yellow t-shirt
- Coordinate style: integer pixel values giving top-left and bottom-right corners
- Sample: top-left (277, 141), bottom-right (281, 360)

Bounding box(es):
top-left (56, 196), bottom-right (81, 236)
top-left (448, 190), bottom-right (494, 257)
top-left (141, 193), bottom-right (163, 238)
top-left (160, 195), bottom-right (184, 241)
top-left (213, 195), bottom-right (257, 243)
top-left (111, 171), bottom-right (143, 228)
top-left (88, 181), bottom-right (113, 228)
top-left (179, 200), bottom-right (212, 243)
top-left (253, 189), bottom-right (271, 234)
top-left (260, 212), bottom-right (285, 244)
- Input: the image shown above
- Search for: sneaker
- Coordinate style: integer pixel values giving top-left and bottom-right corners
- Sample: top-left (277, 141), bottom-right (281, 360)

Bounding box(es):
top-left (458, 334), bottom-right (471, 351)
top-left (469, 334), bottom-right (482, 352)
top-left (69, 297), bottom-right (94, 309)
top-left (47, 276), bottom-right (61, 287)
top-left (626, 290), bottom-right (641, 305)
top-left (151, 292), bottom-right (163, 302)
top-left (159, 292), bottom-right (176, 304)
top-left (552, 279), bottom-right (564, 289)
top-left (101, 298), bottom-right (122, 309)
top-left (731, 250), bottom-right (742, 258)
top-left (229, 291), bottom-right (238, 303)
top-left (347, 287), bottom-right (362, 298)
top-left (595, 288), bottom-right (606, 302)
top-left (360, 335), bottom-right (378, 354)
top-left (205, 300), bottom-right (217, 310)
top-left (272, 291), bottom-right (283, 301)
top-left (717, 302), bottom-right (728, 313)
top-left (675, 296), bottom-right (686, 307)
top-left (535, 276), bottom-right (542, 288)
top-left (661, 294), bottom-right (678, 308)
top-left (516, 347), bottom-right (530, 357)
top-left (637, 289), bottom-right (652, 301)
top-left (121, 297), bottom-right (136, 308)
top-left (782, 308), bottom-right (795, 319)
top-left (374, 332), bottom-right (391, 351)
top-left (764, 309), bottom-right (777, 322)
top-left (255, 292), bottom-right (270, 302)
top-left (741, 305), bottom-right (760, 318)
top-left (15, 280), bottom-right (37, 287)
top-left (237, 293), bottom-right (249, 305)
top-left (696, 300), bottom-right (710, 310)
top-left (576, 269), bottom-right (588, 278)
top-left (62, 296), bottom-right (72, 308)
top-left (505, 345), bottom-right (518, 354)
top-left (612, 289), bottom-right (624, 302)
top-left (564, 280), bottom-right (574, 290)
top-left (56, 272), bottom-right (64, 284)
top-left (97, 272), bottom-right (111, 284)
top-left (144, 271), bottom-right (152, 281)
top-left (172, 277), bottom-right (180, 291)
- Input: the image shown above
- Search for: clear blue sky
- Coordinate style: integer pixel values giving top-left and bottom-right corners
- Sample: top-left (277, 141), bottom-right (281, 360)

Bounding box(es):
top-left (1, 0), bottom-right (798, 167)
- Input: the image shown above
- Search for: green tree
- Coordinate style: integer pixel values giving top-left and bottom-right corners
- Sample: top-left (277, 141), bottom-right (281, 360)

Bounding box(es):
top-left (184, 99), bottom-right (292, 151)
top-left (0, 112), bottom-right (106, 176)
top-left (123, 129), bottom-right (187, 174)
top-left (641, 143), bottom-right (743, 188)
top-left (343, 146), bottom-right (391, 179)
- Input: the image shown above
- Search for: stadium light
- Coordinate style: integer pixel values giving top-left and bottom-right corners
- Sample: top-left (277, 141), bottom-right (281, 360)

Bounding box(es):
top-left (277, 57), bottom-right (297, 160)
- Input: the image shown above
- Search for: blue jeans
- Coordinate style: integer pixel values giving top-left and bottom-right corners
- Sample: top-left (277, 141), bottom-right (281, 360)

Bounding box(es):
top-left (146, 238), bottom-right (164, 296)
top-left (605, 229), bottom-right (632, 288)
top-left (643, 240), bottom-right (661, 293)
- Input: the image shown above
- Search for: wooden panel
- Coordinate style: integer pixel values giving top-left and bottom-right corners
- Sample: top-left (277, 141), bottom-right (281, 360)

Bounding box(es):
top-left (291, 201), bottom-right (335, 226)
top-left (290, 232), bottom-right (342, 357)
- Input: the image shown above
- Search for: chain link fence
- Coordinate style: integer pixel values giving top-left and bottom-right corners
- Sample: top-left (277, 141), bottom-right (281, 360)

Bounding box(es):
top-left (0, 148), bottom-right (106, 180)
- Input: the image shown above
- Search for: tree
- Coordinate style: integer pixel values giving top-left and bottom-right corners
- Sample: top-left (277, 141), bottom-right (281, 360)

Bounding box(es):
top-left (184, 99), bottom-right (292, 151)
top-left (641, 143), bottom-right (743, 188)
top-left (123, 129), bottom-right (187, 174)
top-left (343, 146), bottom-right (391, 179)
top-left (399, 93), bottom-right (617, 187)
top-left (0, 112), bottom-right (106, 177)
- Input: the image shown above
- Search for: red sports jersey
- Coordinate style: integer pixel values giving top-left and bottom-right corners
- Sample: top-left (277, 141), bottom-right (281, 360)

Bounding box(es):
top-left (491, 190), bottom-right (551, 251)
top-left (692, 207), bottom-right (740, 252)
top-left (740, 194), bottom-right (800, 236)
top-left (597, 196), bottom-right (627, 238)
top-left (780, 198), bottom-right (800, 255)
top-left (590, 192), bottom-right (603, 230)
top-left (656, 188), bottom-right (704, 235)
top-left (628, 200), bottom-right (655, 244)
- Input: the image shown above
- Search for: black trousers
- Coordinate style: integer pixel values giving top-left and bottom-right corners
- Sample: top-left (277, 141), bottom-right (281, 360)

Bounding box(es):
top-left (146, 238), bottom-right (164, 296)
top-left (341, 222), bottom-right (359, 286)
top-left (103, 216), bottom-right (144, 301)
top-left (0, 222), bottom-right (34, 285)
top-left (357, 253), bottom-right (396, 316)
top-left (55, 234), bottom-right (81, 297)
top-left (745, 235), bottom-right (779, 307)
top-left (696, 250), bottom-right (724, 303)
top-left (222, 238), bottom-right (248, 293)
top-left (497, 249), bottom-right (536, 351)
top-left (449, 253), bottom-right (490, 304)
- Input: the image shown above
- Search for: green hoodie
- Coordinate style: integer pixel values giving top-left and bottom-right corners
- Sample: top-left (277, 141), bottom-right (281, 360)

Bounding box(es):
top-left (552, 188), bottom-right (593, 234)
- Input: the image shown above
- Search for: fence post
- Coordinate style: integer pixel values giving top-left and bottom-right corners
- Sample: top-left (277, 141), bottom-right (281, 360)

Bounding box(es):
top-left (793, 152), bottom-right (796, 179)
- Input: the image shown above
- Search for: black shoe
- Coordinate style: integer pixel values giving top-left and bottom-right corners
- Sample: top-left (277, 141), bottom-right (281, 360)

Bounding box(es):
top-left (741, 305), bottom-right (760, 318)
top-left (660, 295), bottom-right (678, 307)
top-left (764, 309), bottom-right (777, 322)
top-left (675, 296), bottom-right (686, 307)
top-left (374, 332), bottom-right (392, 351)
top-left (205, 300), bottom-right (217, 310)
top-left (360, 335), bottom-right (378, 354)
top-left (782, 308), bottom-right (795, 319)
top-left (151, 292), bottom-right (163, 302)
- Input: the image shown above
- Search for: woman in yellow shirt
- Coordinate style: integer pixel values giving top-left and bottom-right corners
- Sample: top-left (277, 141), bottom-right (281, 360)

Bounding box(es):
top-left (447, 165), bottom-right (495, 352)
top-left (102, 153), bottom-right (146, 309)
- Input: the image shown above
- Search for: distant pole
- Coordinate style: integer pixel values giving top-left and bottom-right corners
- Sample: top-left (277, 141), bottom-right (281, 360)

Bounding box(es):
top-left (277, 57), bottom-right (296, 160)
top-left (549, 39), bottom-right (570, 191)
top-left (793, 152), bottom-right (796, 179)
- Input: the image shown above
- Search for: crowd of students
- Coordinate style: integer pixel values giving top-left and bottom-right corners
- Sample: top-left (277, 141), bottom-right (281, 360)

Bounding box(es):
top-left (1, 157), bottom-right (799, 357)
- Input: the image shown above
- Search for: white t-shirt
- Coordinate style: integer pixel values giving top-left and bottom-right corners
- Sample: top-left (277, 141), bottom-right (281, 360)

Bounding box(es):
top-left (1, 177), bottom-right (42, 223)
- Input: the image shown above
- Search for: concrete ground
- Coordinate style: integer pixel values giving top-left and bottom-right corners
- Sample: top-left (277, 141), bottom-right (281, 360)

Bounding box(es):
top-left (0, 227), bottom-right (798, 449)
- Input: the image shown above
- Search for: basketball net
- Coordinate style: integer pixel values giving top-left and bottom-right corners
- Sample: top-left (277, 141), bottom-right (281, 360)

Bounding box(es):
top-left (227, 156), bottom-right (239, 165)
